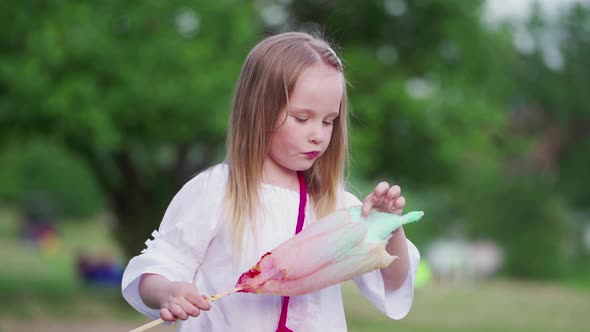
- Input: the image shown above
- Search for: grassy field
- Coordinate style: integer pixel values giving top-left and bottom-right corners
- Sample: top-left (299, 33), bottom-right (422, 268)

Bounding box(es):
top-left (344, 280), bottom-right (589, 332)
top-left (1, 208), bottom-right (589, 332)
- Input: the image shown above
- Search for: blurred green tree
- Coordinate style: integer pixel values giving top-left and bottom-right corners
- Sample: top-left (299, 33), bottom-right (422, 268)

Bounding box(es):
top-left (283, 0), bottom-right (510, 187)
top-left (280, 0), bottom-right (513, 243)
top-left (1, 0), bottom-right (587, 279)
top-left (280, 0), bottom-right (585, 278)
top-left (0, 1), bottom-right (260, 257)
top-left (0, 140), bottom-right (102, 219)
top-left (512, 4), bottom-right (590, 208)
top-left (505, 3), bottom-right (590, 271)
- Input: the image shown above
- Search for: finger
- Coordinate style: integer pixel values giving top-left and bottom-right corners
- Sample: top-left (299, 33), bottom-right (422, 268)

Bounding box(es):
top-left (362, 182), bottom-right (389, 217)
top-left (178, 298), bottom-right (201, 318)
top-left (375, 182), bottom-right (390, 197)
top-left (394, 196), bottom-right (406, 209)
top-left (187, 292), bottom-right (211, 311)
top-left (388, 197), bottom-right (405, 214)
top-left (374, 182), bottom-right (393, 211)
top-left (361, 193), bottom-right (376, 217)
top-left (386, 185), bottom-right (401, 201)
top-left (169, 303), bottom-right (189, 320)
top-left (386, 199), bottom-right (397, 213)
top-left (201, 295), bottom-right (212, 310)
top-left (160, 308), bottom-right (176, 322)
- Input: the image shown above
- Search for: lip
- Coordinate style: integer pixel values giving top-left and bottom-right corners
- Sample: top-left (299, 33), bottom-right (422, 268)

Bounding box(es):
top-left (304, 151), bottom-right (320, 159)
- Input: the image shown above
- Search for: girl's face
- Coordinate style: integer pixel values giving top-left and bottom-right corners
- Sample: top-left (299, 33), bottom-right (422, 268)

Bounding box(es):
top-left (265, 63), bottom-right (343, 182)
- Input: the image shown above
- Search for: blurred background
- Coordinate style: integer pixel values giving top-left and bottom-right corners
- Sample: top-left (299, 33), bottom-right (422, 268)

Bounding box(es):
top-left (1, 0), bottom-right (589, 331)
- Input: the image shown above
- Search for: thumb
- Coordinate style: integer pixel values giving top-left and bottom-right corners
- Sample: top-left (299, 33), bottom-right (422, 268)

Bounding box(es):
top-left (361, 193), bottom-right (376, 218)
top-left (187, 288), bottom-right (211, 311)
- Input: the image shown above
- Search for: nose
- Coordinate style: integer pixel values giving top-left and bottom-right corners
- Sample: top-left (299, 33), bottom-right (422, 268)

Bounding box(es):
top-left (308, 123), bottom-right (328, 145)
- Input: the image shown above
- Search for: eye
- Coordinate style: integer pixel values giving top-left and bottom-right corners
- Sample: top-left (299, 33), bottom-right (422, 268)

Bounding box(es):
top-left (294, 117), bottom-right (308, 123)
top-left (323, 120), bottom-right (334, 126)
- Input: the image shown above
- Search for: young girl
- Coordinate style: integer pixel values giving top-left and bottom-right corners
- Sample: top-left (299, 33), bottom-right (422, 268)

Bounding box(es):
top-left (122, 31), bottom-right (420, 331)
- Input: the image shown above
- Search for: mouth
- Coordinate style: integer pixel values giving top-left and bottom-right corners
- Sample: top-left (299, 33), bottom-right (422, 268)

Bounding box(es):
top-left (303, 151), bottom-right (320, 159)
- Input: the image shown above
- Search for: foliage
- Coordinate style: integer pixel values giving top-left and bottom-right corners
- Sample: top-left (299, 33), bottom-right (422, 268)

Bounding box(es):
top-left (0, 140), bottom-right (102, 219)
top-left (512, 4), bottom-right (590, 209)
top-left (1, 1), bottom-right (260, 257)
top-left (456, 172), bottom-right (571, 278)
top-left (1, 0), bottom-right (589, 278)
top-left (282, 0), bottom-right (588, 278)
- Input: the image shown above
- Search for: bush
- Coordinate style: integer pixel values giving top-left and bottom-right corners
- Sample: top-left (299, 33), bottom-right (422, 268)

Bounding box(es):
top-left (458, 173), bottom-right (571, 280)
top-left (0, 140), bottom-right (103, 219)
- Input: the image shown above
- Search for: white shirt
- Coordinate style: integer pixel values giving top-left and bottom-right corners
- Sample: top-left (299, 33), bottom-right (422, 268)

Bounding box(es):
top-left (122, 163), bottom-right (420, 331)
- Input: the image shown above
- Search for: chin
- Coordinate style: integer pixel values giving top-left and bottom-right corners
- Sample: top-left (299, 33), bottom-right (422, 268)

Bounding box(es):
top-left (284, 162), bottom-right (311, 172)
top-left (297, 162), bottom-right (315, 172)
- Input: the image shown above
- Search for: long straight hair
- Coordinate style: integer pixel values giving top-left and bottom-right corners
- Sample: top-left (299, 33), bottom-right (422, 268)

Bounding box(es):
top-left (225, 32), bottom-right (349, 252)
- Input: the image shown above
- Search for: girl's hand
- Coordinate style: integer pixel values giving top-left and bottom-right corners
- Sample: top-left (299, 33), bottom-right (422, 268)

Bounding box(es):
top-left (159, 281), bottom-right (211, 322)
top-left (361, 182), bottom-right (405, 218)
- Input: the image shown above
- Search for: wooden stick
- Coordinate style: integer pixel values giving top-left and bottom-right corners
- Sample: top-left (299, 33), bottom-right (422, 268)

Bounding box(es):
top-left (207, 287), bottom-right (241, 301)
top-left (128, 287), bottom-right (243, 332)
top-left (129, 318), bottom-right (165, 332)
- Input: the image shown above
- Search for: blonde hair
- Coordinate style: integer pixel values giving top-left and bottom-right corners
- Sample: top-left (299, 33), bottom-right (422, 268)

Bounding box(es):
top-left (225, 31), bottom-right (349, 252)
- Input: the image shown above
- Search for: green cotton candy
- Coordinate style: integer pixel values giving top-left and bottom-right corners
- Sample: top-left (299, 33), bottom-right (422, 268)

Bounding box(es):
top-left (347, 206), bottom-right (424, 243)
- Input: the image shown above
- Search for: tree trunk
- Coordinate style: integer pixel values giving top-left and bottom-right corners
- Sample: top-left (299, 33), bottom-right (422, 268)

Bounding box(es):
top-left (111, 190), bottom-right (170, 260)
top-left (106, 147), bottom-right (217, 259)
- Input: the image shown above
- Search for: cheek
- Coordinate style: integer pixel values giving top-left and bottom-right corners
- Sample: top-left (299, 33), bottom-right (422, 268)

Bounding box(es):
top-left (324, 126), bottom-right (335, 146)
top-left (285, 123), bottom-right (305, 146)
top-left (271, 125), bottom-right (299, 152)
top-left (328, 126), bottom-right (335, 140)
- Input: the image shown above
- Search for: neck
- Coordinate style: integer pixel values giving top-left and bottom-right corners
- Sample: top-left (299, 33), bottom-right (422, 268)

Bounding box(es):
top-left (262, 157), bottom-right (300, 192)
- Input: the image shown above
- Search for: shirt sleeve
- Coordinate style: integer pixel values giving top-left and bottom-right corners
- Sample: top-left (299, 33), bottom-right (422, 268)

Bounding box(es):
top-left (342, 190), bottom-right (421, 320)
top-left (121, 167), bottom-right (224, 319)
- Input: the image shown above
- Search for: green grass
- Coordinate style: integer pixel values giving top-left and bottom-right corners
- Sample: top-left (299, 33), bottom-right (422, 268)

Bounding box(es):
top-left (1, 207), bottom-right (590, 331)
top-left (343, 280), bottom-right (590, 332)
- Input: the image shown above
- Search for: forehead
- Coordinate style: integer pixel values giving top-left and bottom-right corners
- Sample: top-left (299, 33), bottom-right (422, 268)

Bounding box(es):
top-left (289, 64), bottom-right (344, 114)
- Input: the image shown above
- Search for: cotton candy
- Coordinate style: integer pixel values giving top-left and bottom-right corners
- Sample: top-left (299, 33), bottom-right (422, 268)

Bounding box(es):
top-left (212, 207), bottom-right (424, 299)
